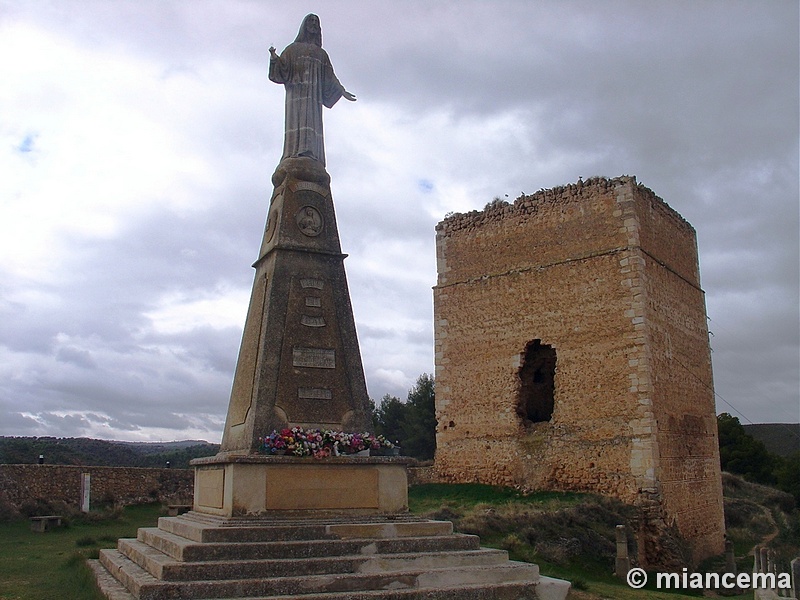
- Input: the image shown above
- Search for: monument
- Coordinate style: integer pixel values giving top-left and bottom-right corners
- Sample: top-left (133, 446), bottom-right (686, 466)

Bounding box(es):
top-left (219, 11), bottom-right (370, 455)
top-left (191, 13), bottom-right (405, 519)
top-left (90, 16), bottom-right (569, 599)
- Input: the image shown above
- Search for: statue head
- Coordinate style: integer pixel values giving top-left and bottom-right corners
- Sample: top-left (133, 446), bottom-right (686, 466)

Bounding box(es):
top-left (295, 14), bottom-right (322, 47)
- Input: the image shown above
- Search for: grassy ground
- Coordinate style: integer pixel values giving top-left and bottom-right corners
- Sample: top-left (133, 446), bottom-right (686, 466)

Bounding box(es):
top-left (0, 503), bottom-right (162, 600)
top-left (408, 484), bottom-right (769, 600)
top-left (1, 478), bottom-right (794, 600)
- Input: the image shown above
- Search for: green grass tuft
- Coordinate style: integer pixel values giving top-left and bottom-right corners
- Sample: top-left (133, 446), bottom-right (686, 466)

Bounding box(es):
top-left (572, 576), bottom-right (589, 590)
top-left (0, 503), bottom-right (162, 600)
top-left (75, 535), bottom-right (97, 547)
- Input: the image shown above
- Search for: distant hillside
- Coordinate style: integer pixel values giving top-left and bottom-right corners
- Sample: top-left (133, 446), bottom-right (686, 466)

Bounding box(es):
top-left (743, 423), bottom-right (800, 457)
top-left (116, 440), bottom-right (218, 455)
top-left (0, 437), bottom-right (219, 469)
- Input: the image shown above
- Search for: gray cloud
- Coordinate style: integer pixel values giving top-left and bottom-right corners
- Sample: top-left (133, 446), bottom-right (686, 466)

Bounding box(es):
top-left (0, 1), bottom-right (796, 441)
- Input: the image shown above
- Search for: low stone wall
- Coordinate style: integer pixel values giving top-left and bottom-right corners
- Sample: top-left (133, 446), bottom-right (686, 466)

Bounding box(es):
top-left (408, 464), bottom-right (441, 486)
top-left (0, 464), bottom-right (193, 510)
top-left (1, 463), bottom-right (444, 513)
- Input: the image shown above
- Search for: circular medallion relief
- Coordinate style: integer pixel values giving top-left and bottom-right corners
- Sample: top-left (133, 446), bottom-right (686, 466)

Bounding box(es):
top-left (295, 206), bottom-right (324, 237)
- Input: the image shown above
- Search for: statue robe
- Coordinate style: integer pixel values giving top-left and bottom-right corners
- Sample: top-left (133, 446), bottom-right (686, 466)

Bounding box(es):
top-left (269, 42), bottom-right (345, 167)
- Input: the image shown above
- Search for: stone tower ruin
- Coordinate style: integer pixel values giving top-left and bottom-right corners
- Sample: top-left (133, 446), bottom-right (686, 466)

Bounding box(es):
top-left (433, 176), bottom-right (725, 565)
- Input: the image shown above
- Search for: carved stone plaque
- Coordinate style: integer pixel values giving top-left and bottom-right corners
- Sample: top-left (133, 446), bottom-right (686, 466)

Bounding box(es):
top-left (301, 315), bottom-right (326, 327)
top-left (298, 388), bottom-right (332, 400)
top-left (292, 347), bottom-right (335, 369)
top-left (296, 206), bottom-right (323, 237)
top-left (291, 180), bottom-right (329, 196)
top-left (300, 278), bottom-right (324, 289)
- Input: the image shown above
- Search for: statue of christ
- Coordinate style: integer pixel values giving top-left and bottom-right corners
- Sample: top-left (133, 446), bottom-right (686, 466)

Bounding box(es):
top-left (269, 14), bottom-right (356, 167)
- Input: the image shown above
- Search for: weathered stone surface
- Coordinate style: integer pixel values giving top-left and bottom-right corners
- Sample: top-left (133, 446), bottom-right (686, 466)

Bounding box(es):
top-left (0, 464), bottom-right (192, 510)
top-left (90, 512), bottom-right (570, 600)
top-left (433, 175), bottom-right (725, 566)
top-left (220, 165), bottom-right (372, 454)
top-left (191, 455), bottom-right (411, 518)
top-left (218, 14), bottom-right (368, 455)
top-left (327, 520), bottom-right (453, 540)
top-left (614, 524), bottom-right (631, 577)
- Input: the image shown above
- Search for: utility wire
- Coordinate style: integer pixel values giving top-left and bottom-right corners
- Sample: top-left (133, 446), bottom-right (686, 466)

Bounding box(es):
top-left (671, 352), bottom-right (800, 446)
top-left (706, 314), bottom-right (800, 427)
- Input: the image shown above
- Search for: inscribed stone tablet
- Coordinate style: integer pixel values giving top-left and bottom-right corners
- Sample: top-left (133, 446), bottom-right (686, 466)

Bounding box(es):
top-left (301, 315), bottom-right (326, 327)
top-left (298, 388), bottom-right (333, 400)
top-left (292, 347), bottom-right (335, 368)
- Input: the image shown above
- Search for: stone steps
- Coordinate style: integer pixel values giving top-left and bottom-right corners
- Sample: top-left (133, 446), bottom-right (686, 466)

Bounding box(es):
top-left (90, 514), bottom-right (570, 600)
top-left (206, 582), bottom-right (547, 600)
top-left (226, 585), bottom-right (548, 600)
top-left (157, 513), bottom-right (453, 544)
top-left (99, 548), bottom-right (539, 600)
top-left (89, 559), bottom-right (541, 600)
top-left (119, 537), bottom-right (509, 581)
top-left (136, 527), bottom-right (482, 562)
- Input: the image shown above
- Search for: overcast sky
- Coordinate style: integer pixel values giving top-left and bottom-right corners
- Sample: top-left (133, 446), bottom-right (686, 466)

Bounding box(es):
top-left (1, 0), bottom-right (797, 443)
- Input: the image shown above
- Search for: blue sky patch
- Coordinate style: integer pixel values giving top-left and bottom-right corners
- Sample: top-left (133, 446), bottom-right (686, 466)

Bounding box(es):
top-left (418, 179), bottom-right (434, 193)
top-left (18, 133), bottom-right (37, 153)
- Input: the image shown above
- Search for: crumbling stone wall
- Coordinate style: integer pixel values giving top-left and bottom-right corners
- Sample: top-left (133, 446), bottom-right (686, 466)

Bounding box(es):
top-left (433, 176), bottom-right (725, 565)
top-left (0, 464), bottom-right (193, 510)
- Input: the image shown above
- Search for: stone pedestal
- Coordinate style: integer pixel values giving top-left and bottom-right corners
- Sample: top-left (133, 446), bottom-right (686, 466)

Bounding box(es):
top-left (220, 158), bottom-right (372, 454)
top-left (191, 454), bottom-right (411, 518)
top-left (84, 455), bottom-right (571, 599)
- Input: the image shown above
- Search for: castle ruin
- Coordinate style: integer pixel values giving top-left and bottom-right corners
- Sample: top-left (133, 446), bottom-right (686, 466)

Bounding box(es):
top-left (433, 175), bottom-right (725, 565)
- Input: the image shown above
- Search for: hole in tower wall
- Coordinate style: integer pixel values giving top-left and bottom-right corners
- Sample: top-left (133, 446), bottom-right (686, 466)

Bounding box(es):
top-left (517, 339), bottom-right (556, 425)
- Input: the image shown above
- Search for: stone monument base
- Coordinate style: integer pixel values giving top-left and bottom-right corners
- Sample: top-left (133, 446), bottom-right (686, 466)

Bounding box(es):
top-left (90, 454), bottom-right (571, 599)
top-left (190, 454), bottom-right (411, 518)
top-left (90, 511), bottom-right (571, 600)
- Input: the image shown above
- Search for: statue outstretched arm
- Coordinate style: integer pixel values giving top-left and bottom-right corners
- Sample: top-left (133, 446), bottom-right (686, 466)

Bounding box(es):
top-left (268, 46), bottom-right (289, 85)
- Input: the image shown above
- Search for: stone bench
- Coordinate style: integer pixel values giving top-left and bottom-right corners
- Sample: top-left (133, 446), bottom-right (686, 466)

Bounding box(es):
top-left (166, 504), bottom-right (192, 517)
top-left (30, 515), bottom-right (62, 532)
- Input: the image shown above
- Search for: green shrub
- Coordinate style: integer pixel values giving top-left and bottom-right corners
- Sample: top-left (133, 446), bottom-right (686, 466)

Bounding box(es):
top-left (572, 577), bottom-right (589, 590)
top-left (75, 536), bottom-right (96, 547)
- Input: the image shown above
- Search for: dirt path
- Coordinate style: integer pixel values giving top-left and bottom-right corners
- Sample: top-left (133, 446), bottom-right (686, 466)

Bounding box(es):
top-left (748, 505), bottom-right (780, 557)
